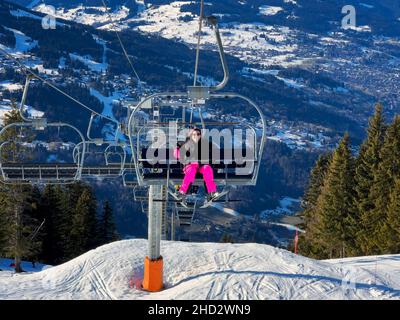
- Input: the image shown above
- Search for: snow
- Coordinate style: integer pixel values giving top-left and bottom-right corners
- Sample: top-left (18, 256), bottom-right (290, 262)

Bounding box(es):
top-left (24, 58), bottom-right (59, 75)
top-left (165, 65), bottom-right (217, 86)
top-left (89, 88), bottom-right (128, 141)
top-left (241, 67), bottom-right (304, 89)
top-left (320, 37), bottom-right (349, 44)
top-left (135, 0), bottom-right (145, 15)
top-left (259, 6), bottom-right (283, 16)
top-left (268, 131), bottom-right (306, 149)
top-left (32, 1), bottom-right (301, 68)
top-left (93, 35), bottom-right (108, 71)
top-left (11, 7), bottom-right (68, 27)
top-left (34, 4), bottom-right (129, 28)
top-left (1, 239), bottom-right (400, 299)
top-left (26, 107), bottom-right (44, 119)
top-left (67, 35), bottom-right (109, 73)
top-left (0, 81), bottom-right (23, 92)
top-left (10, 9), bottom-right (43, 21)
top-left (3, 27), bottom-right (38, 53)
top-left (344, 25), bottom-right (372, 32)
top-left (89, 88), bottom-right (121, 120)
top-left (359, 3), bottom-right (374, 9)
top-left (269, 222), bottom-right (304, 233)
top-left (69, 53), bottom-right (107, 73)
top-left (0, 100), bottom-right (44, 125)
top-left (211, 203), bottom-right (240, 217)
top-left (280, 197), bottom-right (301, 211)
top-left (260, 197), bottom-right (301, 218)
top-left (276, 76), bottom-right (304, 89)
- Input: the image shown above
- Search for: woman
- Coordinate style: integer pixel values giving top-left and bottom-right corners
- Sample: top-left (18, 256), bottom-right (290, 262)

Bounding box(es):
top-left (174, 128), bottom-right (219, 201)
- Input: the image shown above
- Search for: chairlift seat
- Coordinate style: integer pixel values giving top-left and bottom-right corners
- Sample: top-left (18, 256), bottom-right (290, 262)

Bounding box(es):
top-left (0, 163), bottom-right (131, 183)
top-left (1, 163), bottom-right (79, 182)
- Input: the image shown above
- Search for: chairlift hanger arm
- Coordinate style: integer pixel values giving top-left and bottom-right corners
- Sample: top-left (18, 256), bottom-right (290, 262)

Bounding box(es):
top-left (193, 0), bottom-right (205, 87)
top-left (19, 74), bottom-right (33, 122)
top-left (192, 3), bottom-right (229, 91)
top-left (207, 16), bottom-right (229, 92)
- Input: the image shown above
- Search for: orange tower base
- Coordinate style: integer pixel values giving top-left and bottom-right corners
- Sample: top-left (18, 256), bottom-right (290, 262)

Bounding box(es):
top-left (142, 256), bottom-right (164, 292)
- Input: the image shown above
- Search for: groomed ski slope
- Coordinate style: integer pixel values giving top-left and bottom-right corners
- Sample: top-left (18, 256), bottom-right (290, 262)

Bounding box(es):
top-left (0, 240), bottom-right (399, 300)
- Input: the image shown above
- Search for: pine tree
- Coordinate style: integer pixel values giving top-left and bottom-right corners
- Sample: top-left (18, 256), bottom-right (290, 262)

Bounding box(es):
top-left (220, 233), bottom-right (234, 243)
top-left (68, 187), bottom-right (98, 258)
top-left (0, 190), bottom-right (9, 256)
top-left (38, 185), bottom-right (67, 264)
top-left (301, 153), bottom-right (331, 225)
top-left (98, 201), bottom-right (119, 244)
top-left (55, 185), bottom-right (75, 262)
top-left (0, 183), bottom-right (42, 272)
top-left (380, 178), bottom-right (400, 253)
top-left (298, 153), bottom-right (331, 258)
top-left (58, 183), bottom-right (91, 260)
top-left (355, 103), bottom-right (386, 254)
top-left (314, 134), bottom-right (358, 258)
top-left (24, 186), bottom-right (43, 264)
top-left (0, 103), bottom-right (40, 272)
top-left (369, 116), bottom-right (400, 253)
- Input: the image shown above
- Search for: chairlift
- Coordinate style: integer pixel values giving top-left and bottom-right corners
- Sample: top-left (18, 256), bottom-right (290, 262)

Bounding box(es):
top-left (72, 140), bottom-right (128, 178)
top-left (0, 75), bottom-right (87, 185)
top-left (128, 94), bottom-right (265, 208)
top-left (0, 121), bottom-right (86, 185)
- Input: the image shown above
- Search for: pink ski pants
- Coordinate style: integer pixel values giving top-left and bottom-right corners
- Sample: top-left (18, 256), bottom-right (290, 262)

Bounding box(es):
top-left (179, 163), bottom-right (217, 194)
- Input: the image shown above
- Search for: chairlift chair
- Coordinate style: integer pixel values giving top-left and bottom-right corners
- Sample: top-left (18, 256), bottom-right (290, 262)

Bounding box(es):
top-left (0, 120), bottom-right (86, 185)
top-left (72, 140), bottom-right (128, 179)
top-left (128, 93), bottom-right (266, 208)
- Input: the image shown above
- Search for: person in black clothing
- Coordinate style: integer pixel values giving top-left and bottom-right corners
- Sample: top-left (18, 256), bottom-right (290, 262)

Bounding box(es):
top-left (173, 128), bottom-right (219, 200)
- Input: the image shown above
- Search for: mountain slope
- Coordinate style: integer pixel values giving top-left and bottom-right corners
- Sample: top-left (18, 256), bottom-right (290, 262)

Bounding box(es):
top-left (0, 239), bottom-right (399, 299)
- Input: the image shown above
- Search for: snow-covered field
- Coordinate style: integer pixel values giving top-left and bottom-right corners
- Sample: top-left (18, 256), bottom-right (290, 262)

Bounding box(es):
top-left (0, 100), bottom-right (44, 125)
top-left (0, 80), bottom-right (23, 92)
top-left (260, 197), bottom-right (301, 218)
top-left (33, 1), bottom-right (301, 68)
top-left (1, 239), bottom-right (399, 300)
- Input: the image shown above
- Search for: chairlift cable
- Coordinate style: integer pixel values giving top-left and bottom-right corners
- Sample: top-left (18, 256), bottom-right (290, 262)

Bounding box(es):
top-left (29, 219), bottom-right (46, 241)
top-left (0, 47), bottom-right (119, 125)
top-left (101, 0), bottom-right (143, 90)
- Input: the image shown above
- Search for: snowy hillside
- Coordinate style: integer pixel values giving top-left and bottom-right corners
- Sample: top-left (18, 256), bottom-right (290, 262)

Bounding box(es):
top-left (1, 239), bottom-right (399, 300)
